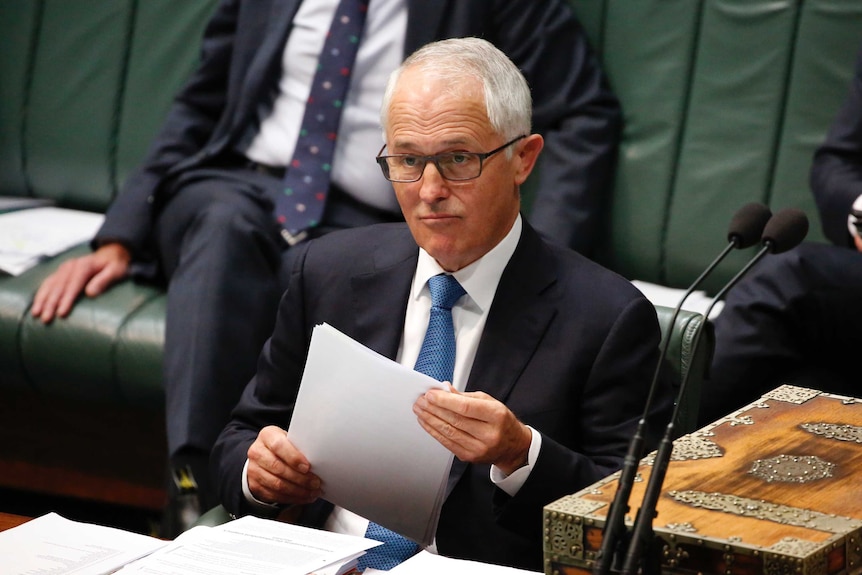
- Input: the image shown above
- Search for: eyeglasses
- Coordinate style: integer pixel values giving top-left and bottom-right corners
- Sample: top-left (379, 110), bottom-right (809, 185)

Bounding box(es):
top-left (375, 135), bottom-right (527, 182)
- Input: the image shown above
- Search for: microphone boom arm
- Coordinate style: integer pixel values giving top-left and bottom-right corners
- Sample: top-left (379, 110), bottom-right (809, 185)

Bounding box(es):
top-left (592, 241), bottom-right (738, 575)
top-left (619, 244), bottom-right (771, 575)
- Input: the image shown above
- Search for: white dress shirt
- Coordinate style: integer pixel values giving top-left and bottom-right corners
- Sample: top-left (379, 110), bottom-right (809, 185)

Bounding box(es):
top-left (244, 0), bottom-right (406, 213)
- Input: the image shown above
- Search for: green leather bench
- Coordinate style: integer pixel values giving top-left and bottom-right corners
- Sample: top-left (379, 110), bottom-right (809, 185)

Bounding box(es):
top-left (0, 0), bottom-right (221, 509)
top-left (2, 0), bottom-right (859, 511)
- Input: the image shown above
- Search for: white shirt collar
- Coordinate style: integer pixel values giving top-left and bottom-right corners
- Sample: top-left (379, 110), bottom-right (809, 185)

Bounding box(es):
top-left (412, 214), bottom-right (523, 312)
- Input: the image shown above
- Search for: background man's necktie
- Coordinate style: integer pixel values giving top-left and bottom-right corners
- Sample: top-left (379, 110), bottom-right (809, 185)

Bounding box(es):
top-left (356, 274), bottom-right (466, 571)
top-left (278, 0), bottom-right (369, 245)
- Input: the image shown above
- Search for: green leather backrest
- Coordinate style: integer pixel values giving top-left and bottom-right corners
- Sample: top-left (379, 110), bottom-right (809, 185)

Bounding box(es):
top-left (115, 0), bottom-right (221, 187)
top-left (24, 1), bottom-right (132, 210)
top-left (0, 0), bottom-right (218, 210)
top-left (570, 0), bottom-right (862, 293)
top-left (654, 305), bottom-right (712, 437)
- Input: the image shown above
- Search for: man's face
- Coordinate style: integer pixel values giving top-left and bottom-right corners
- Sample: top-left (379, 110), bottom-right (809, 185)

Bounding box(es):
top-left (384, 68), bottom-right (541, 272)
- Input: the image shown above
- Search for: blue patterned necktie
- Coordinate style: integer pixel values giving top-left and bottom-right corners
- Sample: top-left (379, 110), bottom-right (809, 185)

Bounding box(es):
top-left (414, 274), bottom-right (466, 382)
top-left (356, 274), bottom-right (465, 571)
top-left (356, 521), bottom-right (422, 572)
top-left (278, 0), bottom-right (369, 245)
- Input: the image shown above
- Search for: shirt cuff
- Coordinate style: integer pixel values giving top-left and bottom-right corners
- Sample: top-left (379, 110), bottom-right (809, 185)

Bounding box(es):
top-left (489, 425), bottom-right (542, 497)
top-left (847, 195), bottom-right (862, 239)
top-left (242, 459), bottom-right (281, 511)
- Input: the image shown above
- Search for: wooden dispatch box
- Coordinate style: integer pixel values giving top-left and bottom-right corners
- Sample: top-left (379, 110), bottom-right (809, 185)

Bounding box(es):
top-left (544, 386), bottom-right (862, 575)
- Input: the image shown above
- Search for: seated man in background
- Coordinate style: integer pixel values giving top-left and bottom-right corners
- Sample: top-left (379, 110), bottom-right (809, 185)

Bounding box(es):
top-left (698, 40), bottom-right (862, 427)
top-left (212, 37), bottom-right (668, 572)
top-left (28, 0), bottom-right (619, 535)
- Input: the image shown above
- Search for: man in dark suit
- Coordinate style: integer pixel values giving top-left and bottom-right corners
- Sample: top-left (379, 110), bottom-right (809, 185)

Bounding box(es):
top-left (212, 37), bottom-right (664, 571)
top-left (698, 41), bottom-right (862, 427)
top-left (31, 0), bottom-right (620, 533)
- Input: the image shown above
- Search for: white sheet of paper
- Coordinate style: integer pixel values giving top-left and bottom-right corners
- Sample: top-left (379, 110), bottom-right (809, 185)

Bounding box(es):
top-left (117, 515), bottom-right (378, 575)
top-left (0, 207), bottom-right (104, 275)
top-left (373, 550), bottom-right (543, 575)
top-left (287, 323), bottom-right (454, 546)
top-left (1, 512), bottom-right (166, 575)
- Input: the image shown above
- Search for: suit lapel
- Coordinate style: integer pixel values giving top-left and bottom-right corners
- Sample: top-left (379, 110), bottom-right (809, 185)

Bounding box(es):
top-left (466, 226), bottom-right (558, 401)
top-left (447, 222), bottom-right (559, 496)
top-left (350, 229), bottom-right (418, 360)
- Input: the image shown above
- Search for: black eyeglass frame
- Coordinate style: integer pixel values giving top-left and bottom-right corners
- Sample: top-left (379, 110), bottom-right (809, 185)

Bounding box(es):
top-left (375, 135), bottom-right (527, 182)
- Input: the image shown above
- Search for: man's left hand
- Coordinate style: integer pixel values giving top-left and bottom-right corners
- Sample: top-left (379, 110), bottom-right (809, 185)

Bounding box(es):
top-left (414, 386), bottom-right (532, 475)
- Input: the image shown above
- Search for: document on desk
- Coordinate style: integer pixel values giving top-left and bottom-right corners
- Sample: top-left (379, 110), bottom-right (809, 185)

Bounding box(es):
top-left (2, 512), bottom-right (166, 575)
top-left (288, 323), bottom-right (454, 547)
top-left (117, 515), bottom-right (379, 575)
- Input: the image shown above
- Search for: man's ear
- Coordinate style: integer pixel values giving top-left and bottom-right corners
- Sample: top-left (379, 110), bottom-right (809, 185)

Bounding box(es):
top-left (514, 134), bottom-right (544, 186)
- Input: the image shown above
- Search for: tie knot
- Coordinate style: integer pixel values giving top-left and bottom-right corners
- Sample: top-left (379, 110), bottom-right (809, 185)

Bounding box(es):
top-left (428, 274), bottom-right (465, 310)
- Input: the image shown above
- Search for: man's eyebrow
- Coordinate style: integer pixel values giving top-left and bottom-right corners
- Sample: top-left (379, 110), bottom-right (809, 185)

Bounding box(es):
top-left (389, 138), bottom-right (473, 153)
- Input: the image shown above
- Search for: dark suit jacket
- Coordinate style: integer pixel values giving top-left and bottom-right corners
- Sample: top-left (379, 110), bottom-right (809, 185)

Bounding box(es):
top-left (811, 41), bottom-right (862, 246)
top-left (212, 221), bottom-right (666, 571)
top-left (97, 0), bottom-right (620, 259)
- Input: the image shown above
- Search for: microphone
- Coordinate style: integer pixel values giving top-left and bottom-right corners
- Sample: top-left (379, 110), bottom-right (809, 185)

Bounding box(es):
top-left (619, 207), bottom-right (809, 575)
top-left (592, 202), bottom-right (771, 575)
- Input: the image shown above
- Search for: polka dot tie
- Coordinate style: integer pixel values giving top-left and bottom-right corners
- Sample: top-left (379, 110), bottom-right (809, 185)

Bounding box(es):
top-left (413, 274), bottom-right (466, 383)
top-left (355, 275), bottom-right (464, 571)
top-left (278, 0), bottom-right (369, 243)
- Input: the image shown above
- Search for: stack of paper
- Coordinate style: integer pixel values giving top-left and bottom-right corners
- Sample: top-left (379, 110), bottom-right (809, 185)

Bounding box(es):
top-left (0, 206), bottom-right (104, 275)
top-left (2, 512), bottom-right (166, 575)
top-left (117, 515), bottom-right (380, 575)
top-left (288, 323), bottom-right (455, 547)
top-left (2, 513), bottom-right (379, 575)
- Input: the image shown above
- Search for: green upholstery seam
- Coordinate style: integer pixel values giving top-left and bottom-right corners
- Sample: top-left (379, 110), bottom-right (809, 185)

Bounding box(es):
top-left (763, 2), bottom-right (803, 208)
top-left (110, 288), bottom-right (162, 404)
top-left (679, 316), bottom-right (700, 381)
top-left (680, 314), bottom-right (699, 383)
top-left (19, 0), bottom-right (45, 199)
top-left (676, 313), bottom-right (706, 435)
top-left (14, 0), bottom-right (47, 390)
top-left (15, 294), bottom-right (38, 393)
top-left (110, 0), bottom-right (139, 201)
top-left (595, 0), bottom-right (609, 59)
top-left (661, 0), bottom-right (706, 285)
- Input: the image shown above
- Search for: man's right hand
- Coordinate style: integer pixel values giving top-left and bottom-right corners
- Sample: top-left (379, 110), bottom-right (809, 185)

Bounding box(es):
top-left (31, 242), bottom-right (131, 324)
top-left (246, 425), bottom-right (323, 506)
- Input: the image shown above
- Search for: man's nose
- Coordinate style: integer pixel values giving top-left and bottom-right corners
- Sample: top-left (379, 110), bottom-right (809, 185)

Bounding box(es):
top-left (418, 161), bottom-right (449, 201)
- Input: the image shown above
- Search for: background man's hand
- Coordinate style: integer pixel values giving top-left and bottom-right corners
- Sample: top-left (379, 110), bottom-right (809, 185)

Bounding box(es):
top-left (31, 242), bottom-right (131, 324)
top-left (246, 425), bottom-right (323, 506)
top-left (414, 387), bottom-right (532, 476)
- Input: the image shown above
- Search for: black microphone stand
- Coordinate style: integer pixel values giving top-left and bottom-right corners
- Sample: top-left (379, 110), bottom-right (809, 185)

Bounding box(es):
top-left (593, 203), bottom-right (773, 575)
top-left (591, 242), bottom-right (738, 575)
top-left (618, 244), bottom-right (774, 575)
top-left (619, 208), bottom-right (809, 574)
